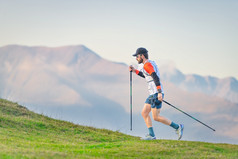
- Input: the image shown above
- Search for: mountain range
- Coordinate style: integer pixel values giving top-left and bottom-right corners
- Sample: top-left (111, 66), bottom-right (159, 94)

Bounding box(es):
top-left (160, 63), bottom-right (238, 104)
top-left (0, 45), bottom-right (237, 144)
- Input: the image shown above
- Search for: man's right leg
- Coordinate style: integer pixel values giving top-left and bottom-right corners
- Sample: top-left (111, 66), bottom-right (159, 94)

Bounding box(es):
top-left (141, 104), bottom-right (152, 128)
top-left (141, 104), bottom-right (156, 140)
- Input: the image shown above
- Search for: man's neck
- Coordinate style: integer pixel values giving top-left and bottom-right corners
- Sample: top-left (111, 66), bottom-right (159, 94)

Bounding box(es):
top-left (143, 59), bottom-right (148, 64)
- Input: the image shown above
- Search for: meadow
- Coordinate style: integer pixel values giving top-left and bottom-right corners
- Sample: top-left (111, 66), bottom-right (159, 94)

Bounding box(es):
top-left (0, 99), bottom-right (237, 159)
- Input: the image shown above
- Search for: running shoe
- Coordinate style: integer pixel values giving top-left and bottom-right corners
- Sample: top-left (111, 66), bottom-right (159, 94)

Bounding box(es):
top-left (176, 124), bottom-right (184, 140)
top-left (141, 134), bottom-right (156, 140)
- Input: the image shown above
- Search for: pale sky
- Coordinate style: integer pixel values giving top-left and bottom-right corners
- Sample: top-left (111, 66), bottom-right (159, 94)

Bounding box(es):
top-left (1, 0), bottom-right (237, 79)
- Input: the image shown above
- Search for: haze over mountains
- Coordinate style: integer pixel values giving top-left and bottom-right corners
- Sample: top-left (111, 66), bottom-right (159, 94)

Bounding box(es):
top-left (160, 64), bottom-right (238, 104)
top-left (0, 45), bottom-right (237, 144)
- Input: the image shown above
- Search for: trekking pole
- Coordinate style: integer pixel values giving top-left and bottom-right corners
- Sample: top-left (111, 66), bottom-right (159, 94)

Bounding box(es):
top-left (130, 70), bottom-right (132, 131)
top-left (163, 100), bottom-right (215, 131)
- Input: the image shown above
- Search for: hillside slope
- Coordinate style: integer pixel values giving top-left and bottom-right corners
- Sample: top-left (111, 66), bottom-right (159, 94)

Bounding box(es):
top-left (0, 99), bottom-right (237, 158)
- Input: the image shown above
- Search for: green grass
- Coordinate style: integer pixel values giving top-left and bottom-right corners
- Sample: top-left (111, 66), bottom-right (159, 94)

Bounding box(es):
top-left (0, 99), bottom-right (237, 159)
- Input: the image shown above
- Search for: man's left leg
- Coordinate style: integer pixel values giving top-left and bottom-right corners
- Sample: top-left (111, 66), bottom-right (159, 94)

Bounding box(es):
top-left (151, 108), bottom-right (172, 125)
top-left (151, 108), bottom-right (184, 140)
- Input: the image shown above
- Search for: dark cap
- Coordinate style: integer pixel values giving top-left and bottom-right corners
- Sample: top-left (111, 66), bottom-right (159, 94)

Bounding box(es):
top-left (132, 47), bottom-right (148, 56)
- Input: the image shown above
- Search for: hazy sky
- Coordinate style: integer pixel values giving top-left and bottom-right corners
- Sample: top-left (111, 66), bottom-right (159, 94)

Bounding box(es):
top-left (1, 0), bottom-right (237, 79)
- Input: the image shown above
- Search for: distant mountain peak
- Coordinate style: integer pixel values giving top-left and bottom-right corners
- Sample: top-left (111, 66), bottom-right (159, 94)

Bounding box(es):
top-left (159, 61), bottom-right (238, 103)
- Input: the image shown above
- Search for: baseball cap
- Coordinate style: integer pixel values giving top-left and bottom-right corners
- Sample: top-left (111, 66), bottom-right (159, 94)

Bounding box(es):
top-left (132, 47), bottom-right (148, 56)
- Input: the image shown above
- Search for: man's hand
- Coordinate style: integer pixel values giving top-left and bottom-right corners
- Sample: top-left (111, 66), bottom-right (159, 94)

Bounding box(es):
top-left (129, 65), bottom-right (135, 73)
top-left (158, 93), bottom-right (163, 101)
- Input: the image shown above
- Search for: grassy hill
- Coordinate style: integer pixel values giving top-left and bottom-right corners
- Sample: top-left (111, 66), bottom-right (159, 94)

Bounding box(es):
top-left (0, 99), bottom-right (237, 159)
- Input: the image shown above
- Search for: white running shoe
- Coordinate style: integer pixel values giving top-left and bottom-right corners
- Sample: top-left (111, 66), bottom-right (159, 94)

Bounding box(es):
top-left (141, 134), bottom-right (156, 140)
top-left (176, 124), bottom-right (184, 140)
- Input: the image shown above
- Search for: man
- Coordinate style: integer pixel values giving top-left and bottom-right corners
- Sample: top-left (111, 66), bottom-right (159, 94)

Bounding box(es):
top-left (129, 47), bottom-right (184, 140)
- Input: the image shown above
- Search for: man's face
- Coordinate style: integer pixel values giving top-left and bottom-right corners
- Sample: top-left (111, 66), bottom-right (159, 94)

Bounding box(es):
top-left (136, 54), bottom-right (143, 64)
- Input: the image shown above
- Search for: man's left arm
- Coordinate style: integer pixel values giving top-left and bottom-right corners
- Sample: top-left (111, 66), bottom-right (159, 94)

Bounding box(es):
top-left (144, 63), bottom-right (163, 100)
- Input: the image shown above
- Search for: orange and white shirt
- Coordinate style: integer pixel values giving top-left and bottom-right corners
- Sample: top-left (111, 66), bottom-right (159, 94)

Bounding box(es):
top-left (135, 60), bottom-right (164, 95)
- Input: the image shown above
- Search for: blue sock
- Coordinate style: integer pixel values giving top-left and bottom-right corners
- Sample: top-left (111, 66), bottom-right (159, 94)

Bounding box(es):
top-left (170, 122), bottom-right (179, 130)
top-left (148, 127), bottom-right (155, 137)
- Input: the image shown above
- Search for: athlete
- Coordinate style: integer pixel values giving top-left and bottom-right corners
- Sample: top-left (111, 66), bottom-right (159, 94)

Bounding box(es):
top-left (129, 47), bottom-right (184, 140)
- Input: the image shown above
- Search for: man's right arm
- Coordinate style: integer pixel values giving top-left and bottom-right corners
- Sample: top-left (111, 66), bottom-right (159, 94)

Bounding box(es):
top-left (129, 66), bottom-right (145, 78)
top-left (135, 70), bottom-right (145, 78)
